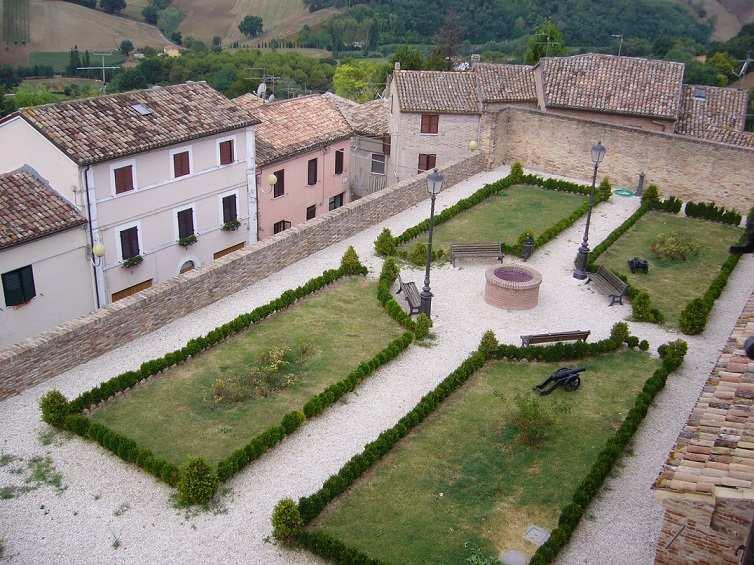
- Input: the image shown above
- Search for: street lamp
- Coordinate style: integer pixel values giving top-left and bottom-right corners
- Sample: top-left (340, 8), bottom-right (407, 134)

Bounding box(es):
top-left (419, 168), bottom-right (444, 317)
top-left (573, 141), bottom-right (606, 280)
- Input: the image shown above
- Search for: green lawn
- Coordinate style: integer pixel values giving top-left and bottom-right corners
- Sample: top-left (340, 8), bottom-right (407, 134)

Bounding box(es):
top-left (90, 278), bottom-right (404, 466)
top-left (311, 350), bottom-right (658, 563)
top-left (597, 211), bottom-right (741, 326)
top-left (398, 184), bottom-right (588, 255)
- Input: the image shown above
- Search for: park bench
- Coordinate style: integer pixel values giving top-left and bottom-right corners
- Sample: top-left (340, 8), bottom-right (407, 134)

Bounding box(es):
top-left (520, 330), bottom-right (591, 347)
top-left (396, 273), bottom-right (421, 315)
top-left (589, 266), bottom-right (628, 306)
top-left (450, 243), bottom-right (504, 267)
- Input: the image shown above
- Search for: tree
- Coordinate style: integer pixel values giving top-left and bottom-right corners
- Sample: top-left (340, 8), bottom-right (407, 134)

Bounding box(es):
top-left (524, 19), bottom-right (566, 65)
top-left (142, 4), bottom-right (158, 24)
top-left (120, 40), bottom-right (134, 56)
top-left (333, 60), bottom-right (386, 102)
top-left (110, 68), bottom-right (147, 91)
top-left (212, 35), bottom-right (222, 52)
top-left (390, 45), bottom-right (423, 70)
top-left (13, 84), bottom-right (58, 108)
top-left (239, 15), bottom-right (263, 38)
top-left (171, 31), bottom-right (182, 45)
top-left (0, 87), bottom-right (15, 118)
top-left (432, 10), bottom-right (463, 71)
top-left (66, 47), bottom-right (82, 76)
top-left (100, 0), bottom-right (126, 14)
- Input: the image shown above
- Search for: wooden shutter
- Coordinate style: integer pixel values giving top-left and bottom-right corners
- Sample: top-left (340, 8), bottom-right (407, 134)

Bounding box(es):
top-left (177, 208), bottom-right (194, 239)
top-left (306, 204), bottom-right (316, 220)
top-left (2, 266), bottom-right (35, 306)
top-left (222, 195), bottom-right (237, 223)
top-left (173, 151), bottom-right (190, 177)
top-left (120, 226), bottom-right (140, 260)
top-left (420, 114), bottom-right (429, 133)
top-left (219, 140), bottom-right (234, 165)
top-left (274, 169), bottom-right (285, 197)
top-left (427, 154), bottom-right (437, 169)
top-left (418, 154), bottom-right (427, 173)
top-left (114, 165), bottom-right (134, 194)
top-left (335, 150), bottom-right (344, 175)
top-left (430, 114), bottom-right (439, 133)
top-left (382, 135), bottom-right (391, 156)
top-left (308, 158), bottom-right (318, 185)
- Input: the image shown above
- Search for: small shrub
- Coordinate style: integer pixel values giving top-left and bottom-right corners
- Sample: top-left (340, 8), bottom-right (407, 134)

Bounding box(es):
top-left (409, 242), bottom-right (428, 266)
top-left (639, 340), bottom-right (649, 351)
top-left (641, 184), bottom-right (660, 207)
top-left (679, 298), bottom-right (710, 335)
top-left (659, 339), bottom-right (688, 361)
top-left (478, 330), bottom-right (499, 358)
top-left (598, 177), bottom-right (611, 200)
top-left (381, 257), bottom-right (399, 283)
top-left (659, 196), bottom-right (682, 214)
top-left (626, 336), bottom-right (639, 349)
top-left (609, 322), bottom-right (629, 344)
top-left (374, 228), bottom-right (397, 256)
top-left (632, 291), bottom-right (662, 323)
top-left (340, 246), bottom-right (363, 275)
top-left (272, 498), bottom-right (303, 541)
top-left (510, 161), bottom-right (524, 178)
top-left (650, 232), bottom-right (700, 261)
top-left (510, 394), bottom-right (565, 447)
top-left (414, 313), bottom-right (432, 339)
top-left (39, 390), bottom-right (69, 427)
top-left (281, 411), bottom-right (305, 435)
top-left (177, 458), bottom-right (218, 505)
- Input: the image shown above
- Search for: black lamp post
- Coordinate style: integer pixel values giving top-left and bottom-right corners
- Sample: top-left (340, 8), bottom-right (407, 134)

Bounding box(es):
top-left (419, 168), bottom-right (445, 317)
top-left (573, 141), bottom-right (607, 280)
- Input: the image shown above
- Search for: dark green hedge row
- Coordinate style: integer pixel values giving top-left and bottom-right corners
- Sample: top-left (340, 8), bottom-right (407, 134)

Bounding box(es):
top-left (284, 327), bottom-right (679, 564)
top-left (587, 203), bottom-right (652, 271)
top-left (376, 258), bottom-right (417, 332)
top-left (685, 201), bottom-right (742, 225)
top-left (529, 340), bottom-right (688, 564)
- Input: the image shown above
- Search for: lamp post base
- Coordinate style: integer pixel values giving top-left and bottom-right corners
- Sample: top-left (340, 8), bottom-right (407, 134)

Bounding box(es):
top-left (419, 289), bottom-right (433, 317)
top-left (573, 244), bottom-right (590, 280)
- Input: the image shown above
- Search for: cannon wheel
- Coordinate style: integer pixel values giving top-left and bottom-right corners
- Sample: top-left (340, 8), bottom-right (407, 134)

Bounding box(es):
top-left (564, 376), bottom-right (581, 392)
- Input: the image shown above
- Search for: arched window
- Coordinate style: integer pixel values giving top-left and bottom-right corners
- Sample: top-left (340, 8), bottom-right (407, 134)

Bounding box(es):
top-left (179, 260), bottom-right (195, 274)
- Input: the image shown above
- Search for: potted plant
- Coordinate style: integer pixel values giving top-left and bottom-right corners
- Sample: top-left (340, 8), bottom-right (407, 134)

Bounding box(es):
top-left (122, 255), bottom-right (143, 269)
top-left (178, 234), bottom-right (198, 247)
top-left (222, 219), bottom-right (241, 231)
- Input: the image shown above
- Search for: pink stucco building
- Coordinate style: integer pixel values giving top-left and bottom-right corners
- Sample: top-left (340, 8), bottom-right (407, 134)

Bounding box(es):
top-left (234, 94), bottom-right (352, 239)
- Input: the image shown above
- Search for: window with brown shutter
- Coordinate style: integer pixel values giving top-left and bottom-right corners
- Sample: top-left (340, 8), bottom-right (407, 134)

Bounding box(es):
top-left (307, 158), bottom-right (318, 185)
top-left (273, 169), bottom-right (285, 198)
top-left (173, 151), bottom-right (191, 178)
top-left (334, 150), bottom-right (344, 175)
top-left (420, 114), bottom-right (439, 134)
top-left (382, 135), bottom-right (391, 156)
top-left (306, 204), bottom-right (316, 220)
top-left (120, 226), bottom-right (140, 260)
top-left (222, 194), bottom-right (237, 223)
top-left (114, 165), bottom-right (134, 194)
top-left (418, 153), bottom-right (437, 173)
top-left (219, 140), bottom-right (234, 165)
top-left (177, 208), bottom-right (195, 239)
top-left (273, 220), bottom-right (291, 234)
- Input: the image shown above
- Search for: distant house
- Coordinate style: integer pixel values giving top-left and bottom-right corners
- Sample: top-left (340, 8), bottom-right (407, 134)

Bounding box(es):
top-left (0, 82), bottom-right (259, 305)
top-left (234, 93), bottom-right (352, 239)
top-left (0, 167), bottom-right (95, 347)
top-left (163, 45), bottom-right (181, 58)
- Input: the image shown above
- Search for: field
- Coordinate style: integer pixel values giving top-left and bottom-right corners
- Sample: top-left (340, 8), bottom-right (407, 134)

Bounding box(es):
top-left (311, 350), bottom-right (658, 563)
top-left (173, 0), bottom-right (338, 44)
top-left (397, 184), bottom-right (588, 257)
top-left (90, 278), bottom-right (404, 466)
top-left (20, 76), bottom-right (101, 92)
top-left (597, 211), bottom-right (741, 326)
top-left (0, 0), bottom-right (167, 66)
top-left (1, 0), bottom-right (30, 46)
top-left (122, 0), bottom-right (149, 21)
top-left (675, 0), bottom-right (754, 39)
top-left (29, 51), bottom-right (124, 73)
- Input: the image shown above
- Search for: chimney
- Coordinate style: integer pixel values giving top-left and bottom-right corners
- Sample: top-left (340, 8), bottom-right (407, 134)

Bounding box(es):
top-left (394, 61), bottom-right (400, 71)
top-left (470, 54), bottom-right (481, 68)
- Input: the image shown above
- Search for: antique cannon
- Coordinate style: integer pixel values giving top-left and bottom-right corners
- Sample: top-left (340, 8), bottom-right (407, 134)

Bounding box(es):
top-left (533, 367), bottom-right (585, 396)
top-left (628, 257), bottom-right (649, 274)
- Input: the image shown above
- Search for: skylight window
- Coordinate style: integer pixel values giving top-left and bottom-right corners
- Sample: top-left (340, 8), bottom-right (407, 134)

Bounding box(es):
top-left (131, 103), bottom-right (153, 116)
top-left (692, 86), bottom-right (707, 101)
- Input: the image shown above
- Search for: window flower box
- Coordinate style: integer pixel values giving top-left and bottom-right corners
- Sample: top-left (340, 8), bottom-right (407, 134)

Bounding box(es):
top-left (122, 255), bottom-right (143, 269)
top-left (222, 220), bottom-right (241, 231)
top-left (178, 234), bottom-right (198, 247)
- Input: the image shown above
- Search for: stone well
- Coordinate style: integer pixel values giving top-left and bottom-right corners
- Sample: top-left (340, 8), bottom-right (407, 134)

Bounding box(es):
top-left (484, 264), bottom-right (542, 310)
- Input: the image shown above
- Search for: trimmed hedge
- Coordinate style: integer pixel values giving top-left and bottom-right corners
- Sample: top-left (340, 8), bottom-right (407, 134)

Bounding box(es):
top-left (41, 248), bottom-right (417, 502)
top-left (377, 167), bottom-right (610, 261)
top-left (685, 201), bottom-right (742, 226)
top-left (281, 325), bottom-right (685, 564)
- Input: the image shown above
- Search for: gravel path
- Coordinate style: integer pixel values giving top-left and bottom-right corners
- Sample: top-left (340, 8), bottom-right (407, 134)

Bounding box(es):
top-left (1, 164), bottom-right (751, 565)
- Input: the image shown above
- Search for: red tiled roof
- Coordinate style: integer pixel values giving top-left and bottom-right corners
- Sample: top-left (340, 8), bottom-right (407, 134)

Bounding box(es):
top-left (539, 54), bottom-right (685, 121)
top-left (323, 93), bottom-right (389, 137)
top-left (697, 127), bottom-right (754, 148)
top-left (15, 82), bottom-right (259, 166)
top-left (0, 168), bottom-right (86, 250)
top-left (393, 70), bottom-right (481, 114)
top-left (656, 293), bottom-right (754, 496)
top-left (675, 84), bottom-right (749, 137)
top-left (235, 94), bottom-right (353, 166)
top-left (475, 63), bottom-right (536, 103)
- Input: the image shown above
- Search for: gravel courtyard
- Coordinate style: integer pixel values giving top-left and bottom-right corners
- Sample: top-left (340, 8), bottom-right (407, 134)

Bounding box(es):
top-left (1, 164), bottom-right (752, 564)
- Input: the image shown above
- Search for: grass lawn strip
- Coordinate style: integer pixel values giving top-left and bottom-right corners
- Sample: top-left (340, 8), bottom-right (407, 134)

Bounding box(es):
top-left (308, 350), bottom-right (657, 563)
top-left (89, 277), bottom-right (404, 467)
top-left (596, 210), bottom-right (741, 326)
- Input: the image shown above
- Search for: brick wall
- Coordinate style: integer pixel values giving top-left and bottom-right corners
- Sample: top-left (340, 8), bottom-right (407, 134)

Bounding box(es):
top-left (493, 107), bottom-right (754, 212)
top-left (0, 154), bottom-right (484, 399)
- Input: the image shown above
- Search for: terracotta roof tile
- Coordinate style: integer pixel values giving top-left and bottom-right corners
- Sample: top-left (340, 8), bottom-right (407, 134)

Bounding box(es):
top-left (323, 93), bottom-right (390, 137)
top-left (694, 127), bottom-right (754, 148)
top-left (15, 82), bottom-right (259, 166)
top-left (656, 292), bottom-right (754, 496)
top-left (675, 84), bottom-right (748, 137)
top-left (0, 168), bottom-right (86, 250)
top-left (539, 53), bottom-right (685, 120)
top-left (235, 94), bottom-right (353, 166)
top-left (394, 70), bottom-right (481, 114)
top-left (475, 63), bottom-right (536, 103)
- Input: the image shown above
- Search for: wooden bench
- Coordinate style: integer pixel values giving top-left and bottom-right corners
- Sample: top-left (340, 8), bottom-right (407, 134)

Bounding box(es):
top-left (396, 274), bottom-right (421, 315)
top-left (589, 266), bottom-right (628, 306)
top-left (521, 330), bottom-right (591, 347)
top-left (450, 243), bottom-right (504, 267)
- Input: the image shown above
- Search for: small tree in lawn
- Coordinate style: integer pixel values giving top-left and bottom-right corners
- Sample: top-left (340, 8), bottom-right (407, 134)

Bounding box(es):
top-left (100, 0), bottom-right (126, 14)
top-left (120, 40), bottom-right (134, 57)
top-left (239, 15), bottom-right (263, 39)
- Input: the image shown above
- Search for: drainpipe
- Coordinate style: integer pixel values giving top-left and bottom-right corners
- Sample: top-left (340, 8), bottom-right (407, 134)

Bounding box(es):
top-left (83, 165), bottom-right (102, 309)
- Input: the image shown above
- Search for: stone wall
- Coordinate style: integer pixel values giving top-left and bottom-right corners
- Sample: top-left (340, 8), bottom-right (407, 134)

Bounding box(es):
top-left (494, 107), bottom-right (754, 212)
top-left (0, 153), bottom-right (484, 400)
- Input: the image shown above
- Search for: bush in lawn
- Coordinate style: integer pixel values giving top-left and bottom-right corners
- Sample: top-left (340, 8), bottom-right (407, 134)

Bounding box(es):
top-left (609, 321), bottom-right (630, 344)
top-left (39, 390), bottom-right (69, 427)
top-left (409, 242), bottom-right (428, 266)
top-left (641, 184), bottom-right (660, 207)
top-left (340, 246), bottom-right (364, 275)
top-left (679, 298), bottom-right (710, 335)
top-left (272, 498), bottom-right (303, 541)
top-left (478, 330), bottom-right (499, 358)
top-left (510, 394), bottom-right (563, 447)
top-left (414, 313), bottom-right (432, 339)
top-left (510, 161), bottom-right (523, 179)
top-left (639, 340), bottom-right (650, 351)
top-left (374, 228), bottom-right (397, 257)
top-left (598, 177), bottom-right (612, 201)
top-left (632, 291), bottom-right (663, 324)
top-left (650, 232), bottom-right (699, 261)
top-left (177, 458), bottom-right (218, 505)
top-left (626, 336), bottom-right (640, 349)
